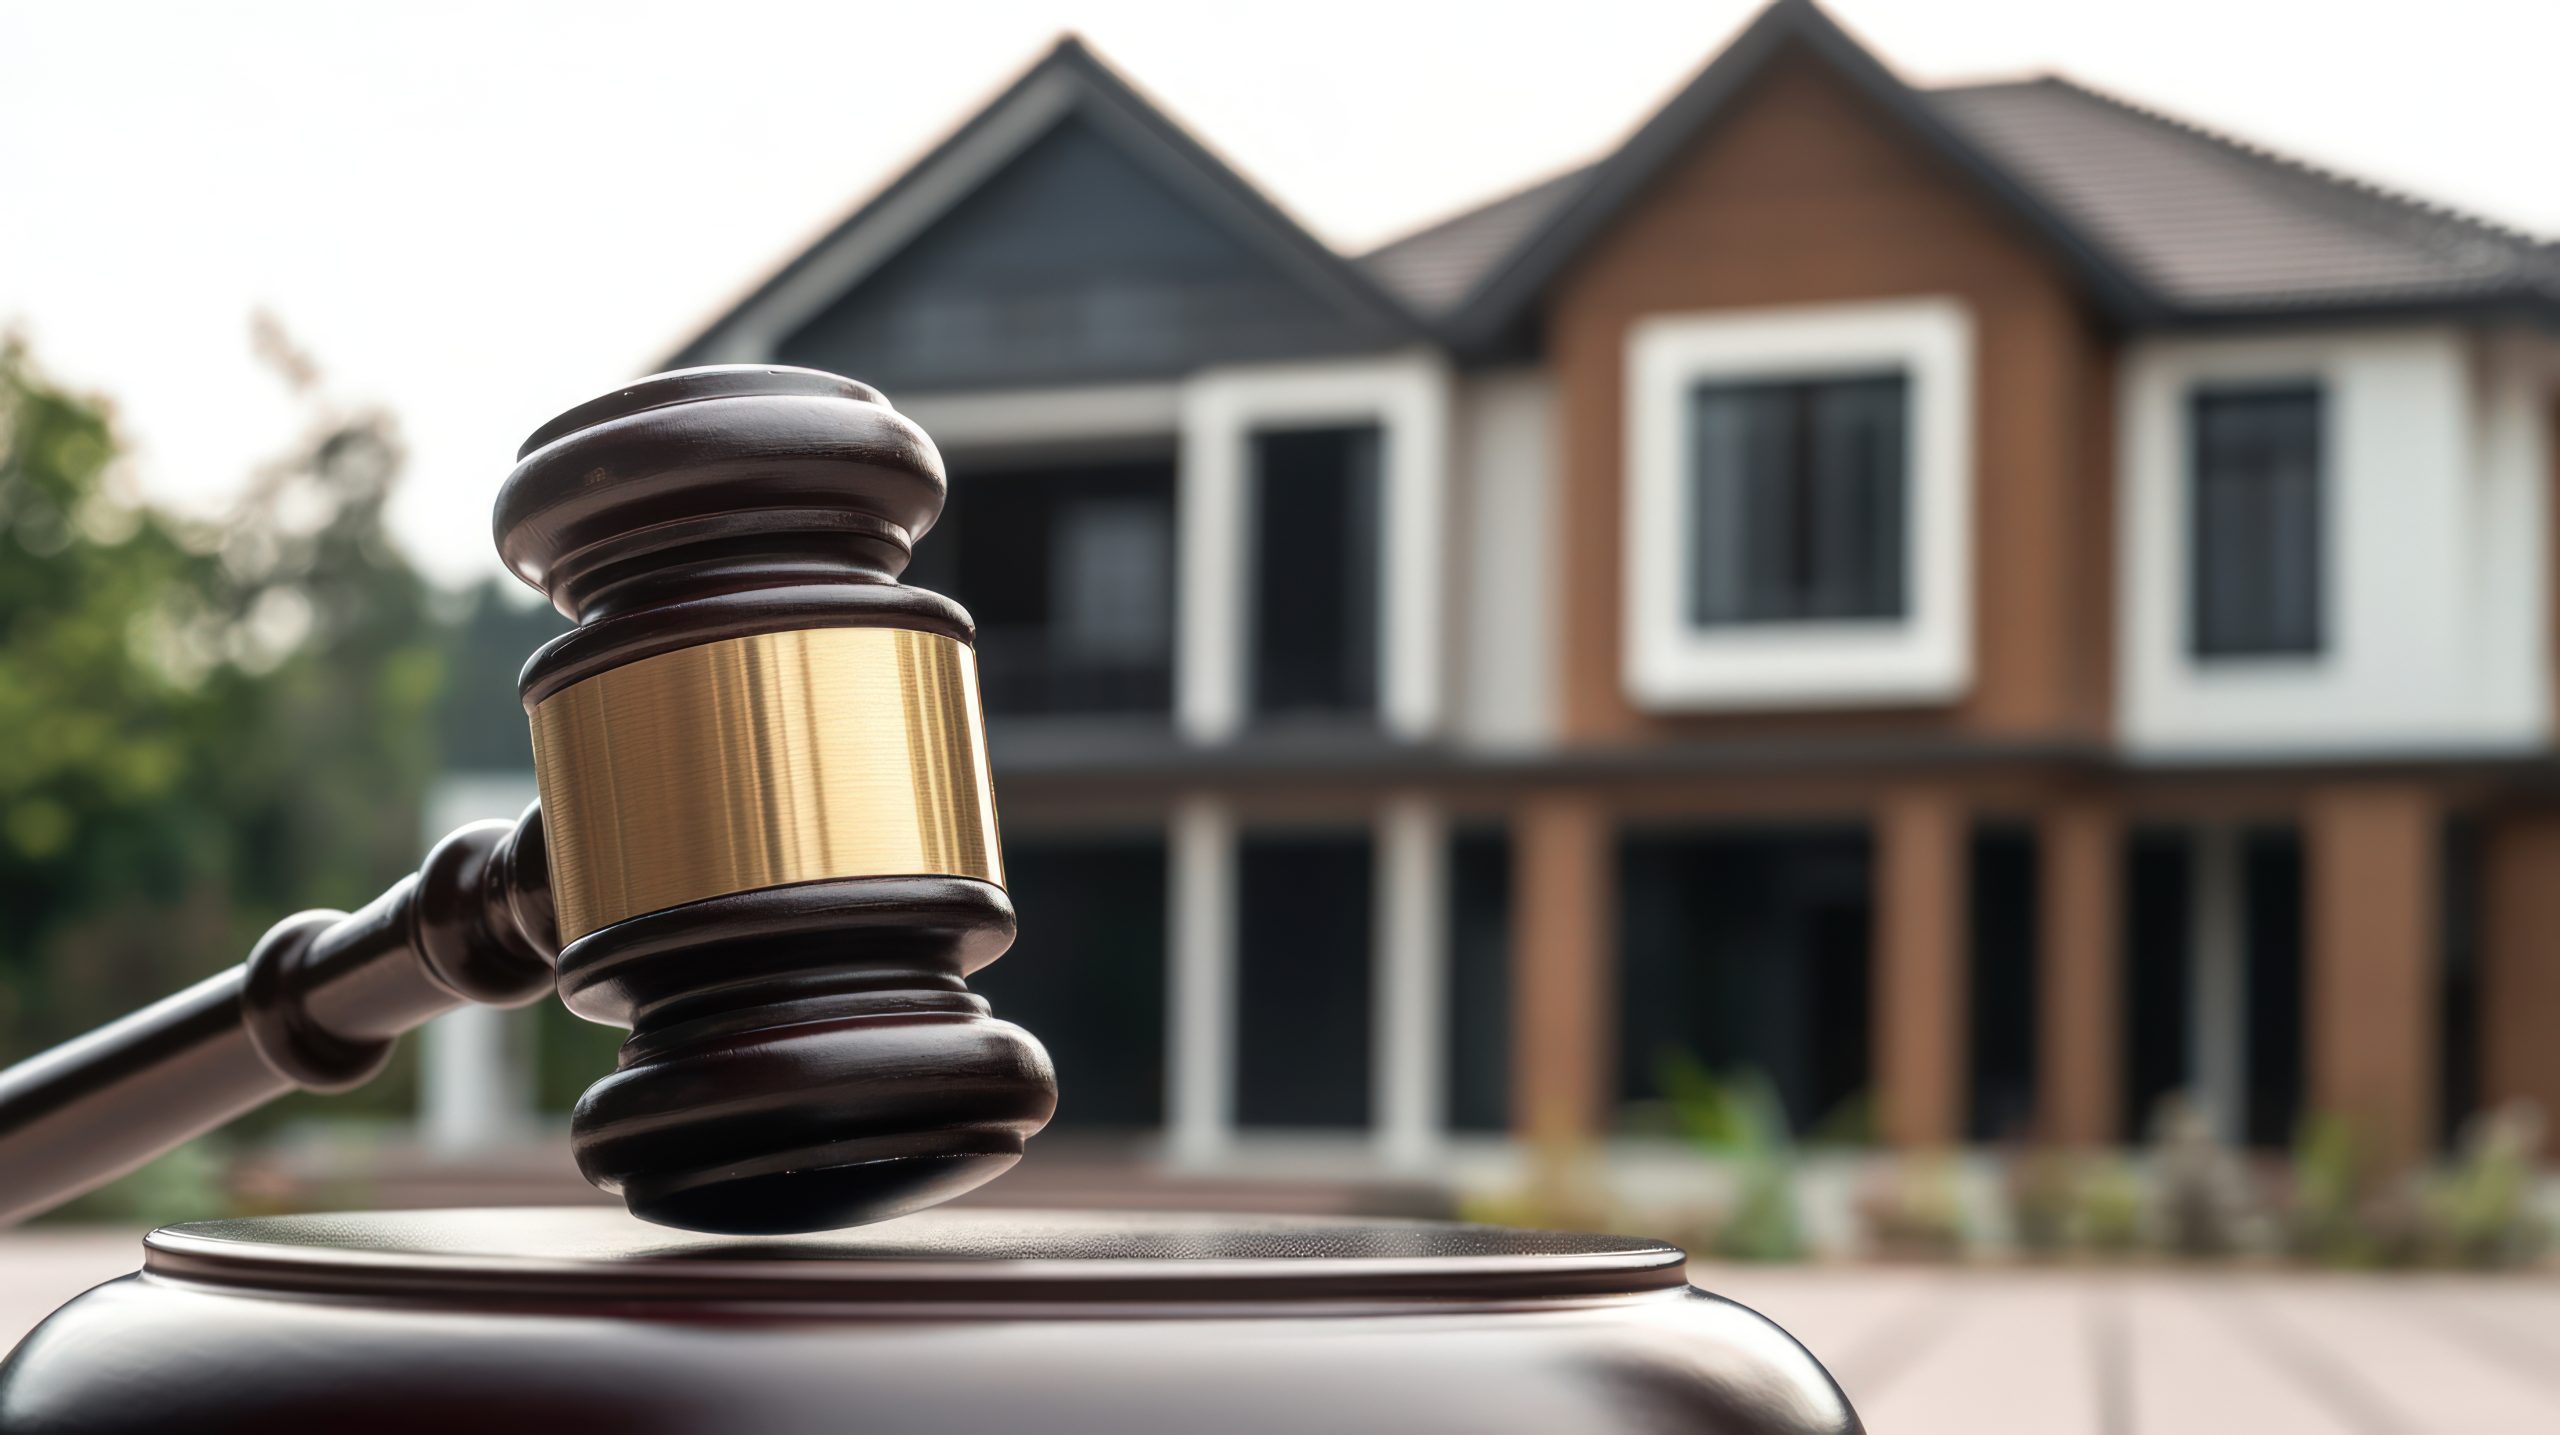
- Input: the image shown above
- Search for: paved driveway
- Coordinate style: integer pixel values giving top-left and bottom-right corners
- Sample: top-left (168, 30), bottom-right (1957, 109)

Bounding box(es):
top-left (6, 1230), bottom-right (2556, 1430)
top-left (1697, 1263), bottom-right (2560, 1433)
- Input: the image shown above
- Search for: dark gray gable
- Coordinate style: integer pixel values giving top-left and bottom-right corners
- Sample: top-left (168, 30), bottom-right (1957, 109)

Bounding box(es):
top-left (667, 39), bottom-right (1417, 392)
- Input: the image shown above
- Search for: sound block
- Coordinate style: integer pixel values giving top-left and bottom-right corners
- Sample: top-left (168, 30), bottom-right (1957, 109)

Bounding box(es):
top-left (0, 1207), bottom-right (1859, 1433)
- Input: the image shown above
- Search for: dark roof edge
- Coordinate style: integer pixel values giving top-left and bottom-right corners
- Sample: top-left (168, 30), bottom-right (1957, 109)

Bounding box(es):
top-left (2018, 73), bottom-right (2555, 257)
top-left (663, 35), bottom-right (1423, 372)
top-left (983, 728), bottom-right (2560, 787)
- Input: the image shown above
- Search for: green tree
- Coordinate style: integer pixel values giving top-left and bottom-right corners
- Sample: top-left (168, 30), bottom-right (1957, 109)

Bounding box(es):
top-left (0, 327), bottom-right (444, 1120)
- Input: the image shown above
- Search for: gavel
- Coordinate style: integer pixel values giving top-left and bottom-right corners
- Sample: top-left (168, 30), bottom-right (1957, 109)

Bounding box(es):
top-left (0, 366), bottom-right (1060, 1235)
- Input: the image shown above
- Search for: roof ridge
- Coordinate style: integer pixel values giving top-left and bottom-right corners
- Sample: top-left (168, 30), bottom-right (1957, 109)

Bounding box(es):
top-left (1360, 162), bottom-right (1600, 262)
top-left (2019, 73), bottom-right (2549, 256)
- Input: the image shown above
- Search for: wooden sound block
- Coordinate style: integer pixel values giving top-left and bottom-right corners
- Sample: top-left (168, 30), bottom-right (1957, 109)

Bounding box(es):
top-left (0, 1207), bottom-right (1860, 1433)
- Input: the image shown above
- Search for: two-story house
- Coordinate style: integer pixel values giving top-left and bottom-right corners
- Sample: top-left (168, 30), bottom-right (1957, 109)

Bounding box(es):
top-left (661, 0), bottom-right (2560, 1179)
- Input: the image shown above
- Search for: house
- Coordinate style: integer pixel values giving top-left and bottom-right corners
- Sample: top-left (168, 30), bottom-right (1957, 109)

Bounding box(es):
top-left (662, 0), bottom-right (2560, 1177)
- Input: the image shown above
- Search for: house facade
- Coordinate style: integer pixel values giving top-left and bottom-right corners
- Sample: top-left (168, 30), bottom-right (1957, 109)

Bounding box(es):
top-left (664, 0), bottom-right (2560, 1175)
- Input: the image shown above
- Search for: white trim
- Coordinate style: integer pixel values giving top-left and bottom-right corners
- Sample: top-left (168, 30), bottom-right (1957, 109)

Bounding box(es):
top-left (896, 382), bottom-right (1180, 451)
top-left (2188, 825), bottom-right (2246, 1144)
top-left (1373, 796), bottom-right (1447, 1171)
top-left (1621, 296), bottom-right (1975, 709)
top-left (1177, 351), bottom-right (1453, 742)
top-left (2118, 326), bottom-right (2550, 756)
top-left (1166, 795), bottom-right (1236, 1166)
top-left (1451, 370), bottom-right (1559, 750)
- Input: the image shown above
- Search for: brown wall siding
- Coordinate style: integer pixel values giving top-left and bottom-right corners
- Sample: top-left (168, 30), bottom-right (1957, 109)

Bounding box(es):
top-left (2306, 784), bottom-right (2443, 1167)
top-left (1511, 793), bottom-right (1614, 1143)
top-left (1547, 48), bottom-right (2114, 744)
top-left (2481, 810), bottom-right (2560, 1138)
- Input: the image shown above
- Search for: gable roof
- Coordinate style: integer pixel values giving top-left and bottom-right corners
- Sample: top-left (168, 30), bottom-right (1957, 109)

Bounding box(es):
top-left (1366, 1), bottom-right (2559, 340)
top-left (673, 2), bottom-right (2558, 382)
top-left (665, 36), bottom-right (1420, 371)
top-left (1929, 77), bottom-right (2560, 320)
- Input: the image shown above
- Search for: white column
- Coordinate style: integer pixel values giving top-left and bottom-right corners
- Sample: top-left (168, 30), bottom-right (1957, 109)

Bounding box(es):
top-left (421, 1006), bottom-right (533, 1154)
top-left (1378, 359), bottom-right (1453, 742)
top-left (417, 772), bottom-right (541, 1154)
top-left (1177, 353), bottom-right (1454, 744)
top-left (1167, 795), bottom-right (1237, 1167)
top-left (1176, 385), bottom-right (1249, 744)
top-left (2188, 825), bottom-right (2247, 1142)
top-left (1373, 796), bottom-right (1448, 1172)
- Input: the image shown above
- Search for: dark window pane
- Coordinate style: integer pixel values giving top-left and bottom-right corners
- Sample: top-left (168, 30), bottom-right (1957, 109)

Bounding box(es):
top-left (1967, 823), bottom-right (2039, 1143)
top-left (904, 455), bottom-right (1176, 716)
top-left (2190, 386), bottom-right (2323, 658)
top-left (970, 836), bottom-right (1167, 1128)
top-left (1617, 828), bottom-right (1872, 1132)
top-left (1250, 426), bottom-right (1381, 718)
top-left (1447, 829), bottom-right (1512, 1133)
top-left (1236, 833), bottom-right (1373, 1128)
top-left (1688, 373), bottom-right (1907, 626)
top-left (2241, 826), bottom-right (2305, 1150)
top-left (2121, 827), bottom-right (2193, 1137)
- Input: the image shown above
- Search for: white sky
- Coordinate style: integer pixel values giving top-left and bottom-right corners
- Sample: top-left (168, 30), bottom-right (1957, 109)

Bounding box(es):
top-left (3, 0), bottom-right (2554, 588)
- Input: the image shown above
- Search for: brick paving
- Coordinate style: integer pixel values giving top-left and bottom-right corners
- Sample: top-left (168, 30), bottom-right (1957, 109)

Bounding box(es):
top-left (6, 1229), bottom-right (2556, 1429)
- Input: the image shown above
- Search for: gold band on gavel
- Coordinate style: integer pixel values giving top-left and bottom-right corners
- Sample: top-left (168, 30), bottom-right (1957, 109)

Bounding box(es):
top-left (529, 627), bottom-right (1004, 944)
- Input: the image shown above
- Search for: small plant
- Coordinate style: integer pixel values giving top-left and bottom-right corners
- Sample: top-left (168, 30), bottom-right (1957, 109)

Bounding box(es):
top-left (1459, 1130), bottom-right (1614, 1234)
top-left (2285, 1111), bottom-right (2430, 1268)
top-left (2076, 1159), bottom-right (2148, 1256)
top-left (2149, 1094), bottom-right (2258, 1259)
top-left (1858, 1153), bottom-right (1969, 1262)
top-left (2005, 1147), bottom-right (2078, 1256)
top-left (2417, 1101), bottom-right (2548, 1270)
top-left (1656, 1053), bottom-right (1806, 1262)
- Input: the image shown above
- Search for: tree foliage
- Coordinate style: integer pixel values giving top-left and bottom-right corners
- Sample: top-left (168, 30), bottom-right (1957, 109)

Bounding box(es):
top-left (0, 329), bottom-right (444, 1093)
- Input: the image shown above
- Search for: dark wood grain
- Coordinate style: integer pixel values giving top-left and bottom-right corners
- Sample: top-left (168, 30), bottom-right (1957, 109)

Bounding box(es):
top-left (500, 366), bottom-right (1058, 1234)
top-left (0, 1208), bottom-right (1863, 1434)
top-left (0, 815), bottom-right (556, 1226)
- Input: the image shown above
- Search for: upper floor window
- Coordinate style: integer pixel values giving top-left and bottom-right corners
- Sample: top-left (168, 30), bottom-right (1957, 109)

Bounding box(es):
top-left (905, 455), bottom-right (1177, 718)
top-left (2188, 385), bottom-right (2322, 660)
top-left (1688, 373), bottom-right (1908, 628)
top-left (1248, 424), bottom-right (1382, 720)
top-left (1623, 297), bottom-right (1974, 710)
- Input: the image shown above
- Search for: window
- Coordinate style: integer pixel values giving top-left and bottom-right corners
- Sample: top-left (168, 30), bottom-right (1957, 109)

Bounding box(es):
top-left (2189, 385), bottom-right (2322, 659)
top-left (1446, 829), bottom-right (1512, 1134)
top-left (968, 836), bottom-right (1167, 1129)
top-left (1616, 828), bottom-right (1872, 1133)
top-left (1688, 374), bottom-right (1908, 627)
top-left (1623, 297), bottom-right (1973, 709)
top-left (904, 456), bottom-right (1176, 716)
top-left (1248, 425), bottom-right (1381, 719)
top-left (1966, 823), bottom-right (2038, 1143)
top-left (1235, 832), bottom-right (1374, 1128)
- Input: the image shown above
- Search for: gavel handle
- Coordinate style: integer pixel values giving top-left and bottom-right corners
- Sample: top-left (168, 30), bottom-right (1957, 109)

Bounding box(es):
top-left (0, 814), bottom-right (558, 1227)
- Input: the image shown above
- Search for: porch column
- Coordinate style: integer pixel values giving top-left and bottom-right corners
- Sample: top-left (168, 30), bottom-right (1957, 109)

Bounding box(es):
top-left (1375, 795), bottom-right (1449, 1171)
top-left (2189, 826), bottom-right (2248, 1143)
top-left (1167, 795), bottom-right (1237, 1167)
top-left (2481, 810), bottom-right (2560, 1141)
top-left (2036, 798), bottom-right (2120, 1146)
top-left (2306, 784), bottom-right (2441, 1167)
top-left (1512, 794), bottom-right (1611, 1146)
top-left (1876, 786), bottom-right (1967, 1147)
top-left (417, 772), bottom-right (539, 1153)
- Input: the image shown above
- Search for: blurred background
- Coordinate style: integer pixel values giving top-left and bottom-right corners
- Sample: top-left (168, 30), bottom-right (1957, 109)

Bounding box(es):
top-left (7, 1), bottom-right (2560, 1421)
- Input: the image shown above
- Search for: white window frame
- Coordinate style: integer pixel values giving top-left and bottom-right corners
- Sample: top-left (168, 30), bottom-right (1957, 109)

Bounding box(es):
top-left (1177, 351), bottom-right (1452, 742)
top-left (1622, 296), bottom-right (1975, 710)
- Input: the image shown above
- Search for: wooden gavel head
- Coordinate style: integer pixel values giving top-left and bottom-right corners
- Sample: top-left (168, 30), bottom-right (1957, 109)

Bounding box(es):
top-left (494, 366), bottom-right (1057, 1235)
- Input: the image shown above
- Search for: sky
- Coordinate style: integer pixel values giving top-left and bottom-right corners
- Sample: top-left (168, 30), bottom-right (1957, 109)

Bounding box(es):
top-left (3, 0), bottom-right (2555, 589)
